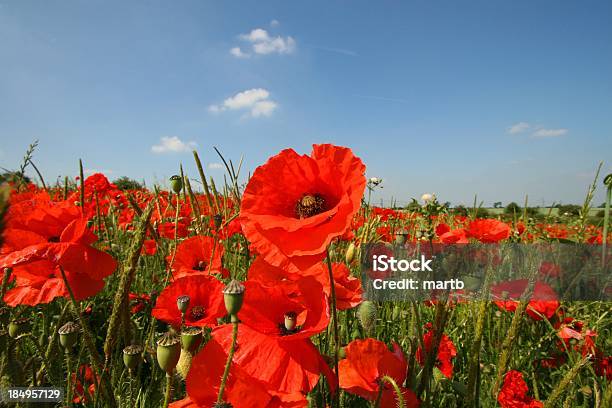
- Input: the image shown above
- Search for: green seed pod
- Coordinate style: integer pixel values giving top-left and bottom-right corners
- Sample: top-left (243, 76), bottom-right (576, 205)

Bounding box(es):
top-left (123, 344), bottom-right (143, 372)
top-left (222, 280), bottom-right (245, 316)
top-left (604, 173), bottom-right (612, 188)
top-left (180, 326), bottom-right (203, 353)
top-left (176, 295), bottom-right (190, 314)
top-left (357, 301), bottom-right (378, 334)
top-left (8, 318), bottom-right (30, 339)
top-left (284, 312), bottom-right (297, 332)
top-left (176, 349), bottom-right (194, 380)
top-left (345, 242), bottom-right (356, 264)
top-left (58, 321), bottom-right (81, 349)
top-left (156, 331), bottom-right (181, 374)
top-left (169, 175), bottom-right (183, 194)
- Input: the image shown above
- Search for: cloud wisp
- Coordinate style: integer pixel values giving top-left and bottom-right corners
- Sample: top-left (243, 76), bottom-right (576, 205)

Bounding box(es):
top-left (151, 136), bottom-right (197, 154)
top-left (230, 26), bottom-right (295, 58)
top-left (506, 122), bottom-right (568, 138)
top-left (209, 88), bottom-right (278, 118)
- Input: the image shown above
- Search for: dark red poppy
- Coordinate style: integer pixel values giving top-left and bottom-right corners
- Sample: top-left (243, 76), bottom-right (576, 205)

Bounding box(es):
top-left (152, 275), bottom-right (225, 328)
top-left (240, 144), bottom-right (366, 273)
top-left (71, 364), bottom-right (98, 404)
top-left (491, 280), bottom-right (559, 320)
top-left (339, 338), bottom-right (419, 407)
top-left (240, 277), bottom-right (329, 340)
top-left (213, 324), bottom-right (336, 395)
top-left (129, 292), bottom-right (151, 314)
top-left (169, 235), bottom-right (227, 279)
top-left (467, 219), bottom-right (510, 243)
top-left (497, 370), bottom-right (543, 408)
top-left (415, 323), bottom-right (457, 379)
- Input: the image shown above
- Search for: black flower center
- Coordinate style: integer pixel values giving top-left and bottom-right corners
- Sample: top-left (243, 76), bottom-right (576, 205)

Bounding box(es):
top-left (193, 260), bottom-right (207, 271)
top-left (48, 236), bottom-right (60, 243)
top-left (295, 194), bottom-right (326, 219)
top-left (190, 305), bottom-right (205, 320)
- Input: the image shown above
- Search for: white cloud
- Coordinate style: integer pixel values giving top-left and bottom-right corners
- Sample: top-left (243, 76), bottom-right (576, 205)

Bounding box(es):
top-left (208, 88), bottom-right (278, 118)
top-left (532, 128), bottom-right (568, 137)
top-left (229, 47), bottom-right (250, 58)
top-left (270, 19), bottom-right (280, 27)
top-left (151, 136), bottom-right (197, 154)
top-left (208, 163), bottom-right (223, 170)
top-left (507, 122), bottom-right (531, 134)
top-left (231, 27), bottom-right (295, 57)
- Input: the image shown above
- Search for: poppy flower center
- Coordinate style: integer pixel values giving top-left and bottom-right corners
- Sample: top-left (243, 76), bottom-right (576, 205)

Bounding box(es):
top-left (190, 305), bottom-right (205, 320)
top-left (193, 260), bottom-right (207, 271)
top-left (295, 194), bottom-right (326, 219)
top-left (279, 311), bottom-right (301, 335)
top-left (48, 236), bottom-right (60, 243)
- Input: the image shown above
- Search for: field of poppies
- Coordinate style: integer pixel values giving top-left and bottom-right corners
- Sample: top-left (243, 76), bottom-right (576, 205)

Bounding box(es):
top-left (0, 143), bottom-right (610, 408)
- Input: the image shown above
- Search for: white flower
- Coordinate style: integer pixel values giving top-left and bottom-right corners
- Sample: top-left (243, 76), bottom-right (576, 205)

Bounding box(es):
top-left (421, 193), bottom-right (435, 203)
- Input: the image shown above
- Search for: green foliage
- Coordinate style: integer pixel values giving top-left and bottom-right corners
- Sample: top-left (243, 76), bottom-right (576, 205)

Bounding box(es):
top-left (505, 202), bottom-right (521, 215)
top-left (0, 171), bottom-right (31, 185)
top-left (556, 204), bottom-right (581, 217)
top-left (113, 176), bottom-right (144, 191)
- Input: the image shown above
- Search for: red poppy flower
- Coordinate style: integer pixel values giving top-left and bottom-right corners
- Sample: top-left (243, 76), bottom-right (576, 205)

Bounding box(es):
top-left (240, 144), bottom-right (366, 273)
top-left (497, 370), bottom-right (543, 408)
top-left (467, 219), bottom-right (510, 243)
top-left (129, 292), bottom-right (151, 314)
top-left (213, 324), bottom-right (336, 395)
top-left (71, 365), bottom-right (98, 404)
top-left (177, 331), bottom-right (309, 408)
top-left (491, 280), bottom-right (559, 320)
top-left (339, 338), bottom-right (419, 407)
top-left (415, 324), bottom-right (457, 379)
top-left (439, 228), bottom-right (469, 244)
top-left (1, 210), bottom-right (117, 306)
top-left (169, 236), bottom-right (227, 279)
top-left (240, 277), bottom-right (329, 340)
top-left (152, 275), bottom-right (225, 328)
top-left (142, 239), bottom-right (157, 256)
top-left (157, 221), bottom-right (189, 239)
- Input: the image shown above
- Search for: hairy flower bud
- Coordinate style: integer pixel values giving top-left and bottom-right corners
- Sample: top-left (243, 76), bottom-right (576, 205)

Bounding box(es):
top-left (357, 301), bottom-right (378, 334)
top-left (345, 242), bottom-right (356, 264)
top-left (8, 318), bottom-right (30, 339)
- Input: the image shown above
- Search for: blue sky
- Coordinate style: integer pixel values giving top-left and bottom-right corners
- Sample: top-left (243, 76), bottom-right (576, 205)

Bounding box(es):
top-left (1, 0), bottom-right (611, 206)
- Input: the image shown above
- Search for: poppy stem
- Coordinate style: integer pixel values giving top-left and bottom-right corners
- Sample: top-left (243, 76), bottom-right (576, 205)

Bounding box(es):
top-left (162, 372), bottom-right (173, 408)
top-left (378, 375), bottom-right (405, 408)
top-left (373, 383), bottom-right (383, 408)
top-left (65, 350), bottom-right (72, 405)
top-left (325, 248), bottom-right (340, 407)
top-left (217, 319), bottom-right (239, 404)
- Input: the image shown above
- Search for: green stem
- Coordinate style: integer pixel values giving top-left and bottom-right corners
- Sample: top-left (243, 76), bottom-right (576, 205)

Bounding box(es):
top-left (162, 373), bottom-right (173, 408)
top-left (602, 185), bottom-right (611, 268)
top-left (326, 248), bottom-right (340, 407)
top-left (217, 320), bottom-right (239, 403)
top-left (376, 375), bottom-right (405, 408)
top-left (65, 351), bottom-right (72, 405)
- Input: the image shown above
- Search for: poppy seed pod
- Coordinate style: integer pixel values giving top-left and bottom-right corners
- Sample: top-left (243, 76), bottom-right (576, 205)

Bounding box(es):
top-left (357, 301), bottom-right (378, 334)
top-left (156, 331), bottom-right (181, 374)
top-left (180, 326), bottom-right (203, 353)
top-left (123, 344), bottom-right (143, 372)
top-left (176, 295), bottom-right (190, 314)
top-left (8, 318), bottom-right (30, 339)
top-left (222, 279), bottom-right (245, 316)
top-left (169, 175), bottom-right (183, 194)
top-left (58, 321), bottom-right (81, 349)
top-left (284, 312), bottom-right (297, 332)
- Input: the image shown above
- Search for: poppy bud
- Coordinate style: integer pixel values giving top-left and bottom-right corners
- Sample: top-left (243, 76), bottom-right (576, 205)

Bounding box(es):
top-left (156, 331), bottom-right (181, 374)
top-left (357, 301), bottom-right (377, 334)
top-left (180, 326), bottom-right (203, 353)
top-left (176, 295), bottom-right (190, 314)
top-left (8, 318), bottom-right (30, 339)
top-left (345, 242), bottom-right (356, 264)
top-left (169, 175), bottom-right (183, 194)
top-left (123, 344), bottom-right (143, 372)
top-left (605, 173), bottom-right (612, 187)
top-left (58, 321), bottom-right (81, 349)
top-left (222, 280), bottom-right (245, 317)
top-left (284, 312), bottom-right (297, 332)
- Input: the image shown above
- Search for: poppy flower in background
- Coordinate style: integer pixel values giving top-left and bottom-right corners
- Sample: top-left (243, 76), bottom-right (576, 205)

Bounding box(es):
top-left (71, 364), bottom-right (98, 404)
top-left (1, 208), bottom-right (117, 306)
top-left (176, 332), bottom-right (308, 408)
top-left (338, 338), bottom-right (419, 407)
top-left (169, 235), bottom-right (227, 279)
top-left (152, 275), bottom-right (225, 328)
top-left (467, 219), bottom-right (511, 243)
top-left (439, 228), bottom-right (469, 244)
top-left (240, 144), bottom-right (366, 273)
top-left (415, 323), bottom-right (457, 379)
top-left (491, 279), bottom-right (560, 320)
top-left (157, 221), bottom-right (190, 239)
top-left (497, 370), bottom-right (543, 408)
top-left (129, 292), bottom-right (151, 314)
top-left (239, 277), bottom-right (329, 340)
top-left (213, 324), bottom-right (336, 395)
